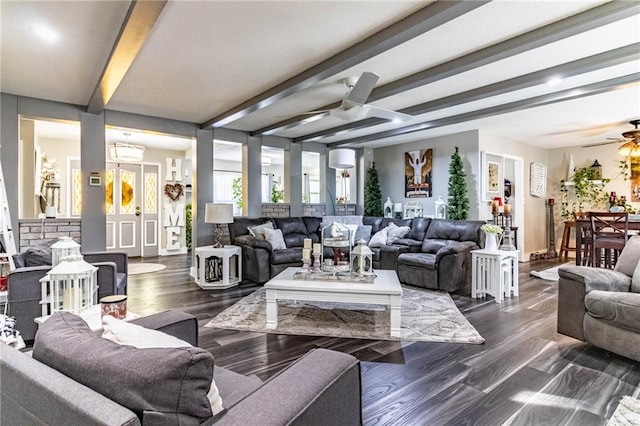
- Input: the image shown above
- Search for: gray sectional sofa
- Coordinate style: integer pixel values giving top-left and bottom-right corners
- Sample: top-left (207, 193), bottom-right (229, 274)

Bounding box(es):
top-left (1, 310), bottom-right (362, 425)
top-left (230, 215), bottom-right (485, 292)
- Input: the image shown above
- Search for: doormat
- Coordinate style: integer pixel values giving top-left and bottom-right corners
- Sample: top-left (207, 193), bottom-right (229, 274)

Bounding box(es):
top-left (128, 263), bottom-right (166, 275)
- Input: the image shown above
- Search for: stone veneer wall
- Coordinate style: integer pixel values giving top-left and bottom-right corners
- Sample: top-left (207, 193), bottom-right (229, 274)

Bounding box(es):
top-left (261, 203), bottom-right (290, 218)
top-left (18, 218), bottom-right (81, 251)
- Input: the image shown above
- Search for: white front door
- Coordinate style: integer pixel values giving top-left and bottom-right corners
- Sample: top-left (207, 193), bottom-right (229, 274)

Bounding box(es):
top-left (106, 163), bottom-right (141, 257)
top-left (105, 163), bottom-right (161, 257)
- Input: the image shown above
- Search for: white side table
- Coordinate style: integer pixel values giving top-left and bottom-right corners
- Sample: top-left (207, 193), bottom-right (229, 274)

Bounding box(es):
top-left (194, 245), bottom-right (242, 290)
top-left (471, 249), bottom-right (519, 303)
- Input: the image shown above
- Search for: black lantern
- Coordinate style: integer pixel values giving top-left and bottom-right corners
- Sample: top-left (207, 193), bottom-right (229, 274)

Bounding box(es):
top-left (590, 159), bottom-right (602, 180)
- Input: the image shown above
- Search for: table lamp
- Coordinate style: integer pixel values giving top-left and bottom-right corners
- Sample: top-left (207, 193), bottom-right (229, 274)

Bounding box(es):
top-left (205, 203), bottom-right (233, 248)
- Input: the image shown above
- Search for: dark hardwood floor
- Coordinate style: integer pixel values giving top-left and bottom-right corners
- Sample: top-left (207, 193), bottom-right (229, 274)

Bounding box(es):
top-left (126, 255), bottom-right (639, 425)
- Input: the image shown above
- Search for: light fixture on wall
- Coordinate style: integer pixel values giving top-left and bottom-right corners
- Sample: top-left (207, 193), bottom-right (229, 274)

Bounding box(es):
top-left (329, 149), bottom-right (356, 204)
top-left (109, 132), bottom-right (145, 163)
top-left (617, 120), bottom-right (640, 157)
top-left (205, 203), bottom-right (233, 248)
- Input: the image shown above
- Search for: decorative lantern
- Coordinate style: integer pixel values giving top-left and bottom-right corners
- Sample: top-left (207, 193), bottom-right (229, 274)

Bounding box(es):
top-left (350, 239), bottom-right (373, 276)
top-left (435, 196), bottom-right (448, 219)
top-left (590, 159), bottom-right (603, 180)
top-left (51, 236), bottom-right (81, 266)
top-left (383, 197), bottom-right (393, 218)
top-left (40, 255), bottom-right (97, 315)
top-left (403, 201), bottom-right (423, 219)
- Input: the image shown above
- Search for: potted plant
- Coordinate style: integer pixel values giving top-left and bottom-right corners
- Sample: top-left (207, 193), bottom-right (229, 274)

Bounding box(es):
top-left (560, 166), bottom-right (610, 219)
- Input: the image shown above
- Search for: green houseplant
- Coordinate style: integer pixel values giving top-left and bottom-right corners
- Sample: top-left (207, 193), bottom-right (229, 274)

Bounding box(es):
top-left (364, 162), bottom-right (382, 216)
top-left (447, 147), bottom-right (470, 220)
top-left (560, 166), bottom-right (610, 219)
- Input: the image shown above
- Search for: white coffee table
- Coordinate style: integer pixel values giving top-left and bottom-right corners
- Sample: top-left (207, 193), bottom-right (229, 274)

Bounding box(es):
top-left (264, 268), bottom-right (403, 337)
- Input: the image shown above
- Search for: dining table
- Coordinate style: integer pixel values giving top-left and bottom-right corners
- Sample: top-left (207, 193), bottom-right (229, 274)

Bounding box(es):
top-left (573, 214), bottom-right (640, 265)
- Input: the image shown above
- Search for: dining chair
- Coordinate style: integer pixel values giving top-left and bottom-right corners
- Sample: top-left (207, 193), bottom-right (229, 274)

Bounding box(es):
top-left (589, 212), bottom-right (629, 269)
top-left (573, 211), bottom-right (592, 266)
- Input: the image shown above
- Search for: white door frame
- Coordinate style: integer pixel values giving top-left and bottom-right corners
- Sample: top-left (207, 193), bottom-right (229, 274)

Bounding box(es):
top-left (502, 154), bottom-right (525, 262)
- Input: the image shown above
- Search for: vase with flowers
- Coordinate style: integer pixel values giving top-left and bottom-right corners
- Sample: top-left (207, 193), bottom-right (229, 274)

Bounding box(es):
top-left (481, 223), bottom-right (503, 251)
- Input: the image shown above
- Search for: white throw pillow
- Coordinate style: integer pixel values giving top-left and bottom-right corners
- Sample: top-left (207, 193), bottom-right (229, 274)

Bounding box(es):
top-left (101, 316), bottom-right (224, 416)
top-left (263, 228), bottom-right (287, 250)
top-left (368, 228), bottom-right (388, 248)
top-left (248, 222), bottom-right (274, 239)
top-left (387, 222), bottom-right (411, 244)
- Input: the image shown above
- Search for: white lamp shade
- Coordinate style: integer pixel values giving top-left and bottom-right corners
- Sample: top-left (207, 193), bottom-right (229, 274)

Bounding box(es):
top-left (328, 149), bottom-right (356, 169)
top-left (205, 203), bottom-right (233, 224)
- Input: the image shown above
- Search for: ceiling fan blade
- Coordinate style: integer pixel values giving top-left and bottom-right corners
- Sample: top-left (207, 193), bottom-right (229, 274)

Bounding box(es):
top-left (345, 72), bottom-right (379, 106)
top-left (364, 105), bottom-right (413, 122)
top-left (581, 139), bottom-right (624, 148)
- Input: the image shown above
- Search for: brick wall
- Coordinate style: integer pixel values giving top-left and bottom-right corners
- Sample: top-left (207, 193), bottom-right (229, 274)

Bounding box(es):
top-left (261, 203), bottom-right (290, 218)
top-left (302, 204), bottom-right (326, 217)
top-left (18, 218), bottom-right (81, 251)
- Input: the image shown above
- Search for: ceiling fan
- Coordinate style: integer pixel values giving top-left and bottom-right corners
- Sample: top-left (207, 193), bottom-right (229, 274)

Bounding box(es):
top-left (302, 72), bottom-right (413, 123)
top-left (579, 119), bottom-right (640, 151)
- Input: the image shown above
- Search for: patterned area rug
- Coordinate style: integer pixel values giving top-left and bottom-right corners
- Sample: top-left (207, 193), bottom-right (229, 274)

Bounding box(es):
top-left (205, 287), bottom-right (484, 344)
top-left (607, 396), bottom-right (640, 426)
top-left (128, 263), bottom-right (166, 275)
top-left (529, 262), bottom-right (573, 281)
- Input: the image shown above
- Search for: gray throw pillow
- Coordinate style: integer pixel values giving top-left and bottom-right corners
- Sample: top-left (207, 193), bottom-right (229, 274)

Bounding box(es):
top-left (631, 258), bottom-right (640, 293)
top-left (354, 225), bottom-right (373, 244)
top-left (614, 235), bottom-right (640, 277)
top-left (24, 246), bottom-right (53, 266)
top-left (33, 312), bottom-right (215, 423)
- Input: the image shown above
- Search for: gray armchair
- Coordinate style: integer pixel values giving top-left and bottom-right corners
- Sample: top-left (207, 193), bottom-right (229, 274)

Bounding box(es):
top-left (557, 236), bottom-right (640, 362)
top-left (8, 247), bottom-right (128, 341)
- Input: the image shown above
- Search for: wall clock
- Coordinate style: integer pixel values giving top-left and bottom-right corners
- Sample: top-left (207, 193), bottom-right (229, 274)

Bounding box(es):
top-left (530, 163), bottom-right (547, 197)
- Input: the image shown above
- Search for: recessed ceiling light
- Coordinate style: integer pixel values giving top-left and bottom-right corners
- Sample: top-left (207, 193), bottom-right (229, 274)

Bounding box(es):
top-left (546, 76), bottom-right (563, 87)
top-left (392, 118), bottom-right (402, 124)
top-left (30, 24), bottom-right (59, 43)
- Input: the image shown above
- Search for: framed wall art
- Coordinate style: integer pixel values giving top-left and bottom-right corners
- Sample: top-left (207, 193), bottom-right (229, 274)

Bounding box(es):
top-left (481, 151), bottom-right (504, 201)
top-left (405, 148), bottom-right (432, 198)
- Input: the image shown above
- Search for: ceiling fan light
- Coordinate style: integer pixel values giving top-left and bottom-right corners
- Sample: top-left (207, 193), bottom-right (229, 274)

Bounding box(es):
top-left (617, 141), bottom-right (640, 157)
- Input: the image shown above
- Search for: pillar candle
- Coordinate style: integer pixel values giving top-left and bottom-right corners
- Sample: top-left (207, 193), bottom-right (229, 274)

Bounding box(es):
top-left (491, 200), bottom-right (499, 214)
top-left (303, 238), bottom-right (312, 249)
top-left (503, 203), bottom-right (511, 215)
top-left (313, 243), bottom-right (322, 254)
top-left (302, 248), bottom-right (311, 260)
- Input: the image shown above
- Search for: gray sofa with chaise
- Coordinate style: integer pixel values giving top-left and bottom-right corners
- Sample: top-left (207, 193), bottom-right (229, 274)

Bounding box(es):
top-left (230, 215), bottom-right (484, 292)
top-left (8, 246), bottom-right (128, 341)
top-left (557, 236), bottom-right (640, 362)
top-left (1, 310), bottom-right (362, 425)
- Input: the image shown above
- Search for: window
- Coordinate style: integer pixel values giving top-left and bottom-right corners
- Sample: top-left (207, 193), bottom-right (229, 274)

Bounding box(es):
top-left (213, 140), bottom-right (242, 215)
top-left (302, 151), bottom-right (320, 203)
top-left (262, 147), bottom-right (285, 203)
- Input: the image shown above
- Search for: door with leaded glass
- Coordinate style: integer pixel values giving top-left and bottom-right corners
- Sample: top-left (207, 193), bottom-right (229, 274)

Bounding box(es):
top-left (105, 163), bottom-right (160, 257)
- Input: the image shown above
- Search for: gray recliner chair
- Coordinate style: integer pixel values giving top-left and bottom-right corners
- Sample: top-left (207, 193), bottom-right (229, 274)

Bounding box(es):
top-left (557, 235), bottom-right (640, 362)
top-left (8, 246), bottom-right (128, 342)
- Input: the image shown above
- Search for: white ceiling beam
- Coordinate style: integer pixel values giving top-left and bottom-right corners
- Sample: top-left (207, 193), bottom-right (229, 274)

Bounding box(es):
top-left (86, 0), bottom-right (167, 114)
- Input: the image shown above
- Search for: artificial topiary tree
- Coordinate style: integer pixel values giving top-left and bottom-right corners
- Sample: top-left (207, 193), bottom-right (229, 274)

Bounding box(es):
top-left (364, 162), bottom-right (383, 216)
top-left (447, 146), bottom-right (470, 220)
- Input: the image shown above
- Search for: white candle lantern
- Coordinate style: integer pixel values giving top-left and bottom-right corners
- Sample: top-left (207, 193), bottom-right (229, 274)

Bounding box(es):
top-left (435, 196), bottom-right (448, 219)
top-left (40, 255), bottom-right (97, 314)
top-left (51, 236), bottom-right (81, 266)
top-left (383, 197), bottom-right (393, 218)
top-left (350, 239), bottom-right (373, 276)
